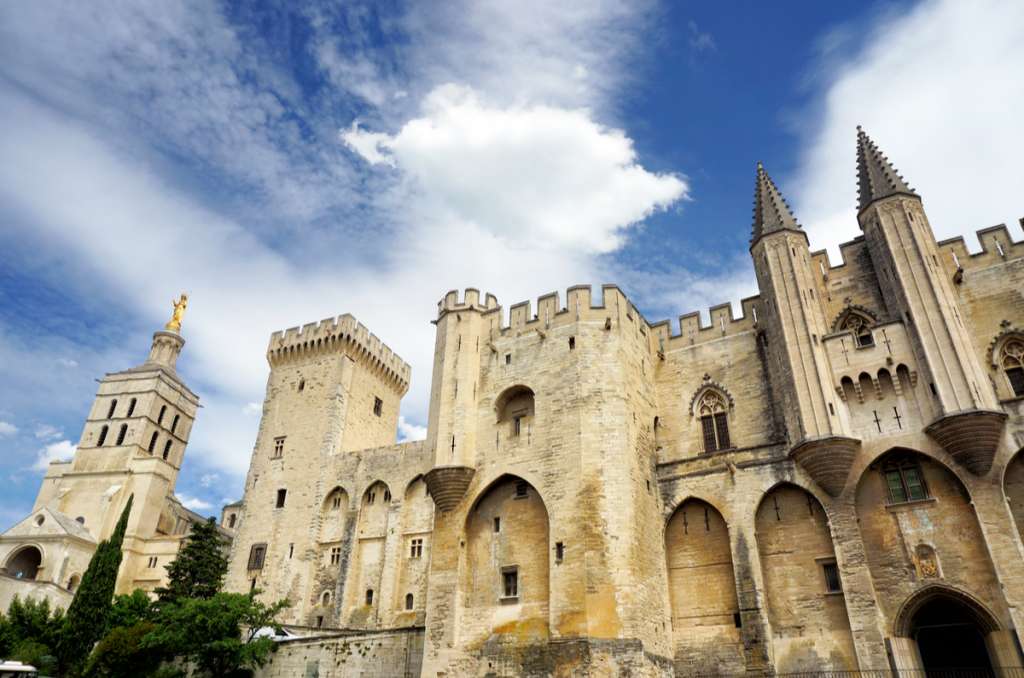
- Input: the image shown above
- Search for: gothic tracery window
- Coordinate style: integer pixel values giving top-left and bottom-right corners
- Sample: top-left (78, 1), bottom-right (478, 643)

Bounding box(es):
top-left (1002, 338), bottom-right (1024, 397)
top-left (697, 390), bottom-right (731, 453)
top-left (841, 313), bottom-right (875, 348)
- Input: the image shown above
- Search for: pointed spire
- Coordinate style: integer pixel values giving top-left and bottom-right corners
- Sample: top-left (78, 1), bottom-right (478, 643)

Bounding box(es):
top-left (751, 161), bottom-right (801, 244)
top-left (856, 126), bottom-right (916, 211)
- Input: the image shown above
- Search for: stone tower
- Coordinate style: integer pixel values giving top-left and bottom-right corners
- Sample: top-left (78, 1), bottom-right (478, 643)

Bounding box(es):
top-left (749, 163), bottom-right (856, 495)
top-left (855, 127), bottom-right (1006, 474)
top-left (224, 315), bottom-right (411, 617)
top-left (28, 321), bottom-right (200, 594)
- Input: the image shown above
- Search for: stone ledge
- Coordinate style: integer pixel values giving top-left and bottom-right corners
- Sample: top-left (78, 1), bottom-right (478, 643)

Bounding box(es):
top-left (925, 409), bottom-right (1008, 475)
top-left (424, 465), bottom-right (476, 512)
top-left (788, 435), bottom-right (861, 497)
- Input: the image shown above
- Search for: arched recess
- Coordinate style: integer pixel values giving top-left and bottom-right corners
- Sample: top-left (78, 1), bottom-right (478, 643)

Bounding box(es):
top-left (342, 481), bottom-right (392, 628)
top-left (855, 449), bottom-right (1005, 634)
top-left (1004, 449), bottom-right (1024, 547)
top-left (393, 476), bottom-right (434, 624)
top-left (495, 385), bottom-right (535, 441)
top-left (5, 545), bottom-right (43, 580)
top-left (755, 484), bottom-right (856, 672)
top-left (459, 474), bottom-right (549, 647)
top-left (67, 573), bottom-right (81, 592)
top-left (665, 498), bottom-right (743, 674)
top-left (319, 486), bottom-right (349, 543)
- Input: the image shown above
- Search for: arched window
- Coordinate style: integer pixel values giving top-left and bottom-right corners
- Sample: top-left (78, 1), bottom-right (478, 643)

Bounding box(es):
top-left (158, 405), bottom-right (166, 426)
top-left (697, 390), bottom-right (730, 453)
top-left (840, 313), bottom-right (875, 348)
top-left (171, 415), bottom-right (180, 435)
top-left (67, 573), bottom-right (81, 592)
top-left (97, 425), bottom-right (109, 446)
top-left (163, 440), bottom-right (172, 461)
top-left (127, 398), bottom-right (137, 417)
top-left (1001, 338), bottom-right (1024, 397)
top-left (321, 590), bottom-right (331, 606)
top-left (107, 399), bottom-right (118, 419)
top-left (5, 546), bottom-right (42, 580)
top-left (148, 432), bottom-right (158, 454)
top-left (116, 424), bottom-right (127, 446)
top-left (405, 593), bottom-right (414, 610)
top-left (495, 385), bottom-right (535, 439)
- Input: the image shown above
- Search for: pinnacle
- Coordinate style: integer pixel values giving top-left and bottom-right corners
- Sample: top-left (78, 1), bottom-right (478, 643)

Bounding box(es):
top-left (751, 162), bottom-right (801, 244)
top-left (856, 126), bottom-right (916, 212)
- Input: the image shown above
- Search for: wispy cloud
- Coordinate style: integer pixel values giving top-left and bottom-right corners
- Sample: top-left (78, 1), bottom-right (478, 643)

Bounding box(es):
top-left (34, 424), bottom-right (63, 441)
top-left (0, 422), bottom-right (17, 438)
top-left (397, 416), bottom-right (427, 443)
top-left (792, 0), bottom-right (1024, 258)
top-left (33, 440), bottom-right (75, 471)
top-left (177, 494), bottom-right (213, 512)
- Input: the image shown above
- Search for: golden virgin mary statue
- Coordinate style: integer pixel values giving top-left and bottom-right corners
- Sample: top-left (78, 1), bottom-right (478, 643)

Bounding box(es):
top-left (165, 293), bottom-right (189, 332)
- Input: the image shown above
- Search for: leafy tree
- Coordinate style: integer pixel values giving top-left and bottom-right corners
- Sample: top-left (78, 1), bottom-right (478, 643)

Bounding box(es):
top-left (57, 494), bottom-right (134, 675)
top-left (142, 592), bottom-right (288, 677)
top-left (4, 595), bottom-right (65, 653)
top-left (108, 589), bottom-right (156, 629)
top-left (155, 517), bottom-right (227, 602)
top-left (82, 621), bottom-right (160, 678)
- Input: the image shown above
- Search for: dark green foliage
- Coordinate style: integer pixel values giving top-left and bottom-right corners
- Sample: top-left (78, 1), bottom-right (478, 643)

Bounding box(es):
top-left (140, 593), bottom-right (288, 677)
top-left (3, 595), bottom-right (65, 653)
top-left (57, 494), bottom-right (133, 674)
top-left (82, 621), bottom-right (159, 678)
top-left (155, 517), bottom-right (227, 603)
top-left (108, 589), bottom-right (156, 629)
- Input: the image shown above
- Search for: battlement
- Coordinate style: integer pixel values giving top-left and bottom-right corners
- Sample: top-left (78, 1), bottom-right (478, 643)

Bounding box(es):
top-left (437, 289), bottom-right (499, 318)
top-left (651, 295), bottom-right (762, 349)
top-left (266, 313), bottom-right (411, 391)
top-left (481, 285), bottom-right (650, 337)
top-left (936, 219), bottom-right (1024, 271)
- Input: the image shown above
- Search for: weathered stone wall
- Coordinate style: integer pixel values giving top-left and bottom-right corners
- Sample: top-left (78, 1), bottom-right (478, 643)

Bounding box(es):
top-left (253, 627), bottom-right (424, 678)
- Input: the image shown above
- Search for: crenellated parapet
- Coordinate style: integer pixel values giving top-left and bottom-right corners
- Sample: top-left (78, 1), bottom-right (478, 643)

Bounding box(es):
top-left (266, 314), bottom-right (411, 393)
top-left (436, 288), bottom-right (499, 319)
top-left (937, 221), bottom-right (1024, 278)
top-left (651, 296), bottom-right (762, 350)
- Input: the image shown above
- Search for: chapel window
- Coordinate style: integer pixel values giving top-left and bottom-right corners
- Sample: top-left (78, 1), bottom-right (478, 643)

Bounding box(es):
top-left (171, 414), bottom-right (180, 434)
top-left (841, 313), bottom-right (875, 348)
top-left (107, 399), bottom-right (118, 419)
top-left (148, 432), bottom-right (158, 454)
top-left (163, 440), bottom-right (172, 460)
top-left (882, 457), bottom-right (929, 504)
top-left (127, 398), bottom-right (137, 417)
top-left (116, 424), bottom-right (127, 446)
top-left (1001, 338), bottom-right (1024, 397)
top-left (697, 390), bottom-right (731, 453)
top-left (158, 405), bottom-right (166, 426)
top-left (97, 425), bottom-right (109, 447)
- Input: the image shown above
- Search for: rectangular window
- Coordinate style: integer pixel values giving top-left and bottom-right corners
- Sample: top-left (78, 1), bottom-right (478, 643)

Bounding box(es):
top-left (714, 413), bottom-right (730, 449)
top-left (330, 547), bottom-right (341, 565)
top-left (555, 542), bottom-right (564, 563)
top-left (289, 543), bottom-right (294, 559)
top-left (512, 416), bottom-right (522, 437)
top-left (273, 436), bottom-right (285, 459)
top-left (884, 462), bottom-right (929, 504)
top-left (701, 416), bottom-right (716, 452)
top-left (410, 538), bottom-right (423, 559)
top-left (493, 517), bottom-right (500, 533)
top-left (365, 589), bottom-right (374, 606)
top-left (247, 543), bottom-right (267, 570)
top-left (515, 481), bottom-right (528, 498)
top-left (502, 568), bottom-right (518, 598)
top-left (505, 353), bottom-right (511, 365)
top-left (276, 489), bottom-right (287, 508)
top-left (373, 397), bottom-right (383, 417)
top-left (822, 561), bottom-right (842, 593)
top-left (568, 336), bottom-right (575, 350)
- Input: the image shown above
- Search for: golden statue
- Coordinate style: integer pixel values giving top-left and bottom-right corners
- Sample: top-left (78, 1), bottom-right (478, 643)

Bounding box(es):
top-left (165, 293), bottom-right (189, 332)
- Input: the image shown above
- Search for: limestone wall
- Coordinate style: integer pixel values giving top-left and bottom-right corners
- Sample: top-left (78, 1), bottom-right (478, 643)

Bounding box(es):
top-left (252, 627), bottom-right (424, 678)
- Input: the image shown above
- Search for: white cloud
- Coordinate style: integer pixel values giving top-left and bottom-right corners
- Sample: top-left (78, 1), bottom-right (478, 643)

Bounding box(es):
top-left (34, 424), bottom-right (63, 441)
top-left (344, 85), bottom-right (686, 255)
top-left (33, 440), bottom-right (75, 471)
top-left (793, 0), bottom-right (1024, 259)
top-left (242, 403), bottom-right (262, 416)
top-left (177, 494), bottom-right (213, 512)
top-left (200, 473), bottom-right (219, 488)
top-left (56, 358), bottom-right (78, 368)
top-left (397, 416), bottom-right (427, 443)
top-left (0, 422), bottom-right (17, 437)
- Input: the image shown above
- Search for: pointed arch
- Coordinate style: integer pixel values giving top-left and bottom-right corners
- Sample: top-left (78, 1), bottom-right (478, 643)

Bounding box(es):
top-left (989, 330), bottom-right (1024, 398)
top-left (893, 584), bottom-right (1000, 637)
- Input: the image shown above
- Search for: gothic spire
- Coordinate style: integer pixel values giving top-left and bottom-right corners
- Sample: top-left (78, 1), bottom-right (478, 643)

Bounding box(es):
top-left (856, 126), bottom-right (916, 212)
top-left (751, 162), bottom-right (801, 244)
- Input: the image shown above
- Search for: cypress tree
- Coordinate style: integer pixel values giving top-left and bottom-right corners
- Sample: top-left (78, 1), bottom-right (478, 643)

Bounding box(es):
top-left (57, 494), bottom-right (133, 675)
top-left (155, 516), bottom-right (228, 602)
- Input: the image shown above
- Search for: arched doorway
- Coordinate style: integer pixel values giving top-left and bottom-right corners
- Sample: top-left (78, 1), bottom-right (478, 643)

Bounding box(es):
top-left (895, 587), bottom-right (1000, 675)
top-left (5, 546), bottom-right (42, 580)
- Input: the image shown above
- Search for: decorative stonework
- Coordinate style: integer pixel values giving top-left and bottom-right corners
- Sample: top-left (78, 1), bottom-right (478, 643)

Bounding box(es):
top-left (788, 436), bottom-right (861, 497)
top-left (424, 466), bottom-right (476, 512)
top-left (925, 409), bottom-right (1008, 475)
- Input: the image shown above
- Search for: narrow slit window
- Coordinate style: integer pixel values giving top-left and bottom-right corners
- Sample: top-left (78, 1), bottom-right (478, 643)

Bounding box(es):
top-left (97, 425), bottom-right (109, 446)
top-left (115, 424), bottom-right (127, 445)
top-left (127, 398), bottom-right (137, 417)
top-left (276, 488), bottom-right (287, 508)
top-left (158, 405), bottom-right (166, 426)
top-left (373, 397), bottom-right (383, 417)
top-left (822, 561), bottom-right (842, 593)
top-left (107, 399), bottom-right (118, 419)
top-left (171, 414), bottom-right (180, 434)
top-left (365, 589), bottom-right (374, 606)
top-left (147, 432), bottom-right (158, 454)
top-left (405, 593), bottom-right (414, 610)
top-left (162, 440), bottom-right (172, 460)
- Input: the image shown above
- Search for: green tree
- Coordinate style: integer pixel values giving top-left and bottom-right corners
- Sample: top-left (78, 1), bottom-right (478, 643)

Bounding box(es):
top-left (57, 494), bottom-right (134, 675)
top-left (5, 595), bottom-right (65, 651)
top-left (107, 589), bottom-right (156, 629)
top-left (142, 592), bottom-right (288, 677)
top-left (155, 517), bottom-right (227, 602)
top-left (82, 621), bottom-right (160, 678)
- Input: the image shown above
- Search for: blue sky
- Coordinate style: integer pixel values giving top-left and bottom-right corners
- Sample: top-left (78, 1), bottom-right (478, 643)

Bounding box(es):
top-left (1, 0), bottom-right (1022, 524)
